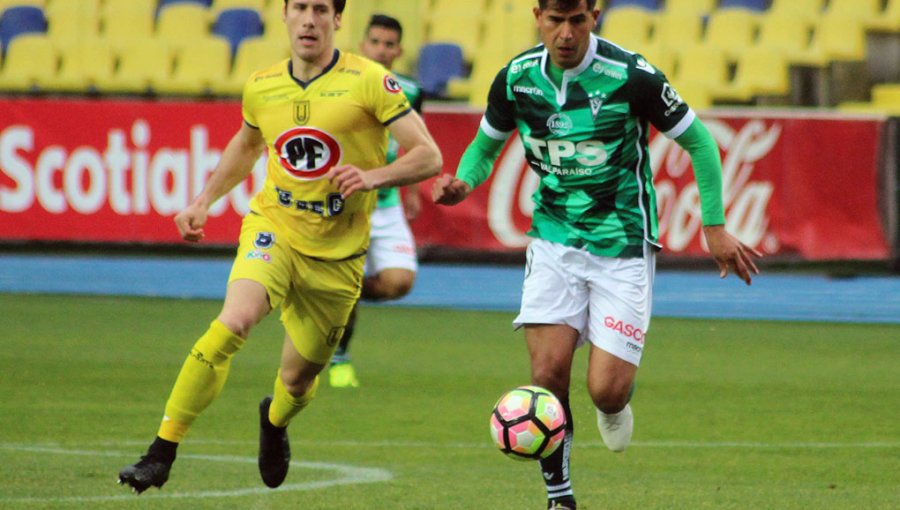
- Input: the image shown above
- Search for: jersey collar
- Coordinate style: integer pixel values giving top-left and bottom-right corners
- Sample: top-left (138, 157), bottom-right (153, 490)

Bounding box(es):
top-left (540, 35), bottom-right (598, 106)
top-left (288, 49), bottom-right (340, 89)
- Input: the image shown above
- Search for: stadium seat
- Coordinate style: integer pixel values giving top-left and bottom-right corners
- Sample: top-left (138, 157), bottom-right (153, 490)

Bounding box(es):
top-left (157, 2), bottom-right (211, 49)
top-left (768, 0), bottom-right (825, 22)
top-left (662, 0), bottom-right (716, 15)
top-left (212, 36), bottom-right (289, 96)
top-left (0, 5), bottom-right (46, 55)
top-left (425, 6), bottom-right (483, 61)
top-left (671, 46), bottom-right (729, 99)
top-left (599, 6), bottom-right (655, 52)
top-left (671, 81), bottom-right (712, 110)
top-left (649, 12), bottom-right (704, 64)
top-left (158, 0), bottom-right (213, 8)
top-left (868, 0), bottom-right (900, 32)
top-left (873, 83), bottom-right (900, 105)
top-left (102, 0), bottom-right (156, 18)
top-left (45, 0), bottom-right (100, 44)
top-left (808, 16), bottom-right (867, 62)
top-left (101, 9), bottom-right (154, 50)
top-left (606, 0), bottom-right (660, 9)
top-left (717, 47), bottom-right (791, 103)
top-left (821, 0), bottom-right (882, 24)
top-left (156, 35), bottom-right (231, 96)
top-left (0, 33), bottom-right (55, 92)
top-left (701, 8), bottom-right (760, 61)
top-left (417, 42), bottom-right (464, 98)
top-left (211, 0), bottom-right (264, 14)
top-left (213, 8), bottom-right (264, 56)
top-left (98, 38), bottom-right (173, 95)
top-left (756, 14), bottom-right (817, 64)
top-left (45, 38), bottom-right (115, 93)
top-left (718, 0), bottom-right (768, 11)
top-left (0, 0), bottom-right (44, 11)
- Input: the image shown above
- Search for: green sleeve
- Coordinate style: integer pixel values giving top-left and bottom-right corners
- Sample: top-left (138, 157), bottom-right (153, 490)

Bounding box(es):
top-left (674, 118), bottom-right (726, 226)
top-left (455, 128), bottom-right (507, 189)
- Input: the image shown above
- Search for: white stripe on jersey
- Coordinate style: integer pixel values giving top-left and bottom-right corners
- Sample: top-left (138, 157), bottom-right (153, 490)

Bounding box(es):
top-left (480, 116), bottom-right (513, 141)
top-left (663, 108), bottom-right (697, 139)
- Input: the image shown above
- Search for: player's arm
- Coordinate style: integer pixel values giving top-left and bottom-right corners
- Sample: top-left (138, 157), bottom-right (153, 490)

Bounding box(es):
top-left (674, 119), bottom-right (761, 284)
top-left (433, 67), bottom-right (514, 205)
top-left (174, 122), bottom-right (266, 242)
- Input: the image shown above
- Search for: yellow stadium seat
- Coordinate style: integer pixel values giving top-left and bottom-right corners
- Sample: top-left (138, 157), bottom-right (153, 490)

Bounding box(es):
top-left (101, 9), bottom-right (154, 50)
top-left (599, 6), bottom-right (655, 53)
top-left (649, 12), bottom-right (704, 64)
top-left (671, 46), bottom-right (729, 96)
top-left (873, 83), bottom-right (900, 105)
top-left (671, 81), bottom-right (712, 110)
top-left (768, 0), bottom-right (824, 22)
top-left (868, 0), bottom-right (900, 32)
top-left (662, 0), bottom-right (716, 16)
top-left (0, 0), bottom-right (44, 10)
top-left (46, 1), bottom-right (100, 44)
top-left (716, 47), bottom-right (791, 103)
top-left (97, 38), bottom-right (173, 95)
top-left (822, 0), bottom-right (882, 24)
top-left (426, 9), bottom-right (483, 60)
top-left (808, 16), bottom-right (867, 62)
top-left (212, 36), bottom-right (289, 96)
top-left (157, 36), bottom-right (231, 96)
top-left (0, 34), bottom-right (56, 92)
top-left (45, 37), bottom-right (114, 93)
top-left (157, 3), bottom-right (211, 50)
top-left (101, 0), bottom-right (155, 19)
top-left (756, 13), bottom-right (816, 64)
top-left (701, 8), bottom-right (760, 61)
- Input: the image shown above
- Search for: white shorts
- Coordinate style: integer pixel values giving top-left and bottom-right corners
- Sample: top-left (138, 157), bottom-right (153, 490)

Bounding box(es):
top-left (365, 205), bottom-right (418, 276)
top-left (513, 238), bottom-right (656, 366)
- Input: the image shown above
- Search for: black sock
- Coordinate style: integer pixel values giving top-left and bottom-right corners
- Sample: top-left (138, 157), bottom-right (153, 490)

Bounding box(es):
top-left (332, 306), bottom-right (358, 364)
top-left (539, 395), bottom-right (575, 507)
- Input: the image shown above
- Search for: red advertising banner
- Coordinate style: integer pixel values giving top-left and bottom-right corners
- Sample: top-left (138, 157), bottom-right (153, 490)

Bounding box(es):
top-left (0, 99), bottom-right (890, 260)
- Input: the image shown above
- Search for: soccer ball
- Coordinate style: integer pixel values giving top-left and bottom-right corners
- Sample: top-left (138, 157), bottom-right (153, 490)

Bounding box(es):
top-left (489, 385), bottom-right (566, 461)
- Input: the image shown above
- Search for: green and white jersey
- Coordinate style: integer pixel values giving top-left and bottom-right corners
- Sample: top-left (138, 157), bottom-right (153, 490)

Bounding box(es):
top-left (378, 72), bottom-right (423, 209)
top-left (483, 34), bottom-right (694, 258)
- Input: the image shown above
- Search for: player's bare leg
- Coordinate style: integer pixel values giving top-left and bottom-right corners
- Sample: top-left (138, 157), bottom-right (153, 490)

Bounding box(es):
top-left (526, 324), bottom-right (579, 510)
top-left (118, 279), bottom-right (269, 494)
top-left (587, 346), bottom-right (638, 452)
top-left (258, 333), bottom-right (324, 488)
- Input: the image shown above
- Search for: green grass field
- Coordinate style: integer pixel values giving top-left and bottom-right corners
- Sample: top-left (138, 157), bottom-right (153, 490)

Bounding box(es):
top-left (1, 293), bottom-right (898, 509)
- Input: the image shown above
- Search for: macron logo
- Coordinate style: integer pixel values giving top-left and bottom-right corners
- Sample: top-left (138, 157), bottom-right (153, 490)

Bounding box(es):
top-left (513, 85), bottom-right (544, 96)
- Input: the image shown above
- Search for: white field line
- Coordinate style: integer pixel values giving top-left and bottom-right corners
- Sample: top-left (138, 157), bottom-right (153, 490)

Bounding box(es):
top-left (0, 444), bottom-right (392, 505)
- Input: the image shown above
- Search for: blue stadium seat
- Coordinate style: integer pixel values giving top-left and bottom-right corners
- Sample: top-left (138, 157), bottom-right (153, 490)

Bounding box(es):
top-left (212, 8), bottom-right (263, 56)
top-left (157, 0), bottom-right (213, 10)
top-left (417, 43), bottom-right (465, 98)
top-left (718, 0), bottom-right (769, 10)
top-left (0, 5), bottom-right (46, 56)
top-left (607, 0), bottom-right (661, 9)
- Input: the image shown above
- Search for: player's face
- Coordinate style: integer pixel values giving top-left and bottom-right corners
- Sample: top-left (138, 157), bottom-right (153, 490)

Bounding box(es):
top-left (534, 0), bottom-right (600, 69)
top-left (283, 0), bottom-right (341, 64)
top-left (360, 26), bottom-right (402, 69)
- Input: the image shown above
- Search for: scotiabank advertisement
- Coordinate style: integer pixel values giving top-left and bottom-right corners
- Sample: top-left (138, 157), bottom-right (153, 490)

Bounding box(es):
top-left (0, 98), bottom-right (891, 260)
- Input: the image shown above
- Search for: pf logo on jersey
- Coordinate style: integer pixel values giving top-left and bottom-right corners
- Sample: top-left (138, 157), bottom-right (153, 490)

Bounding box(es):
top-left (383, 75), bottom-right (402, 94)
top-left (273, 127), bottom-right (342, 180)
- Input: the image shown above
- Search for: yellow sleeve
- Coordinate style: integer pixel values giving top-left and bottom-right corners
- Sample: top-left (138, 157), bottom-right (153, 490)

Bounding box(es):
top-left (364, 63), bottom-right (412, 126)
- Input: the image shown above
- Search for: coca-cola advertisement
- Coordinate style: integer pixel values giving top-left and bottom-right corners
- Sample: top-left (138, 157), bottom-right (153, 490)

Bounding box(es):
top-left (0, 98), bottom-right (892, 261)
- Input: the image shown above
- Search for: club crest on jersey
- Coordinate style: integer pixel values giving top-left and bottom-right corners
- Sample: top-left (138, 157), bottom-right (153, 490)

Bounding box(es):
top-left (254, 232), bottom-right (275, 249)
top-left (273, 127), bottom-right (342, 180)
top-left (383, 75), bottom-right (403, 94)
top-left (293, 100), bottom-right (310, 125)
top-left (546, 112), bottom-right (573, 136)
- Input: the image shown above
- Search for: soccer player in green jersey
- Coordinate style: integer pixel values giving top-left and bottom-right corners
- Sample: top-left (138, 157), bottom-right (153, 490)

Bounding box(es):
top-left (433, 1), bottom-right (761, 509)
top-left (117, 0), bottom-right (442, 494)
top-left (329, 14), bottom-right (425, 388)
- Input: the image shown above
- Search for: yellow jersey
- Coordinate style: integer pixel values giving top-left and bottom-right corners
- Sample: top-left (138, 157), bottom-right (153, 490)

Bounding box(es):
top-left (242, 50), bottom-right (412, 260)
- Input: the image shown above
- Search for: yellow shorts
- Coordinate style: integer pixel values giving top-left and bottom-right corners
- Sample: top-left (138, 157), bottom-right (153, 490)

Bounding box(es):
top-left (228, 213), bottom-right (363, 365)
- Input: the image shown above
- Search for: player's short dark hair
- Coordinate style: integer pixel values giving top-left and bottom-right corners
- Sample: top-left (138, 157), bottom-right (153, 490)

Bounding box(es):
top-left (366, 14), bottom-right (403, 42)
top-left (538, 0), bottom-right (597, 10)
top-left (283, 0), bottom-right (346, 14)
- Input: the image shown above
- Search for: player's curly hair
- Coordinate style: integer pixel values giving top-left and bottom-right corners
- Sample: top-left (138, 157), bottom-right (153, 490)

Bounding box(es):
top-left (283, 0), bottom-right (346, 14)
top-left (538, 0), bottom-right (597, 10)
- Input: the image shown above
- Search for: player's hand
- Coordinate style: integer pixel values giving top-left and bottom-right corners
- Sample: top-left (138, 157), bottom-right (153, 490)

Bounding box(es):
top-left (432, 174), bottom-right (472, 206)
top-left (174, 203), bottom-right (208, 243)
top-left (403, 185), bottom-right (422, 221)
top-left (327, 164), bottom-right (373, 198)
top-left (703, 225), bottom-right (762, 285)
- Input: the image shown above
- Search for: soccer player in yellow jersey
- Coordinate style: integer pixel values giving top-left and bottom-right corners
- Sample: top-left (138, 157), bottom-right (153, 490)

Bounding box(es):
top-left (117, 0), bottom-right (442, 493)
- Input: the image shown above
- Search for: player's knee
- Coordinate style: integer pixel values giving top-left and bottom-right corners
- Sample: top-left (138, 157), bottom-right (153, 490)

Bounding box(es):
top-left (216, 310), bottom-right (264, 339)
top-left (530, 364), bottom-right (570, 397)
top-left (588, 380), bottom-right (631, 414)
top-left (363, 270), bottom-right (415, 300)
top-left (279, 365), bottom-right (321, 397)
